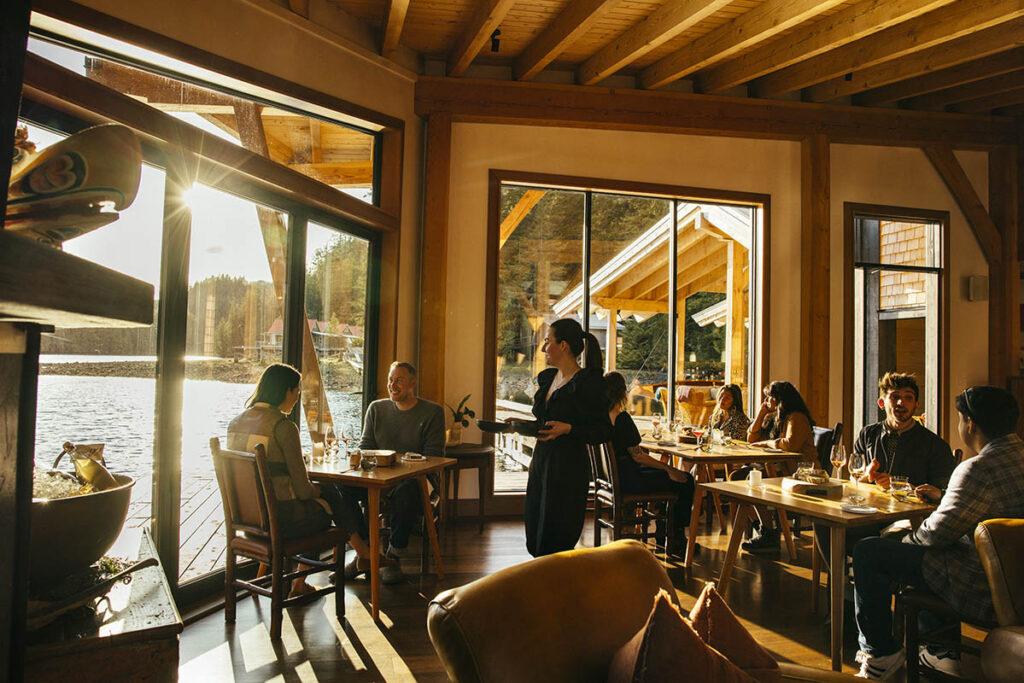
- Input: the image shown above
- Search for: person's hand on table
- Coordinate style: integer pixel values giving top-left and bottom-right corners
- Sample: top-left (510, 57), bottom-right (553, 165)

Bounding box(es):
top-left (915, 483), bottom-right (942, 504)
top-left (748, 440), bottom-right (770, 448)
top-left (536, 420), bottom-right (570, 441)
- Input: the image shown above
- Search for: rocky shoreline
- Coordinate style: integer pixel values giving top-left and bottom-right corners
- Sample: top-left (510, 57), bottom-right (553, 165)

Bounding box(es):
top-left (39, 358), bottom-right (363, 391)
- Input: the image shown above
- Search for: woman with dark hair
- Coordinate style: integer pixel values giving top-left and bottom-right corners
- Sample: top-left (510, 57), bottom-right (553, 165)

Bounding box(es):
top-left (605, 371), bottom-right (695, 555)
top-left (709, 383), bottom-right (750, 441)
top-left (742, 380), bottom-right (818, 553)
top-left (226, 363), bottom-right (377, 596)
top-left (523, 319), bottom-right (612, 556)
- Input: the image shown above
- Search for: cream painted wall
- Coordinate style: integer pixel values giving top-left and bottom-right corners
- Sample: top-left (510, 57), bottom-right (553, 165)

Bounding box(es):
top-left (446, 124), bottom-right (803, 495)
top-left (831, 145), bottom-right (989, 452)
top-left (60, 0), bottom-right (425, 366)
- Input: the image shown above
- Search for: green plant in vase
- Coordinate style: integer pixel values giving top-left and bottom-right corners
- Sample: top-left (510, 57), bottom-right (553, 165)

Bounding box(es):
top-left (446, 394), bottom-right (475, 445)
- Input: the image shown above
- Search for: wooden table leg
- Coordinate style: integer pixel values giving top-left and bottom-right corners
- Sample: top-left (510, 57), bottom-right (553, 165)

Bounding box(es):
top-left (368, 488), bottom-right (381, 622)
top-left (718, 502), bottom-right (753, 598)
top-left (811, 529), bottom-right (821, 612)
top-left (419, 476), bottom-right (444, 578)
top-left (451, 468), bottom-right (461, 524)
top-left (476, 459), bottom-right (486, 533)
top-left (829, 525), bottom-right (846, 672)
top-left (764, 462), bottom-right (798, 560)
top-left (685, 466), bottom-right (707, 567)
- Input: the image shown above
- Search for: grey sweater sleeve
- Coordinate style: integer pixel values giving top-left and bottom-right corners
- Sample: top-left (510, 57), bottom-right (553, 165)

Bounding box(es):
top-left (422, 402), bottom-right (446, 458)
top-left (359, 402), bottom-right (379, 450)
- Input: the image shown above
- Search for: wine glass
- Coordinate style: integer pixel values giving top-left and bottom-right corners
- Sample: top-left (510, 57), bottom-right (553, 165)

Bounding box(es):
top-left (830, 442), bottom-right (846, 479)
top-left (847, 450), bottom-right (866, 504)
top-left (692, 425), bottom-right (706, 452)
top-left (652, 413), bottom-right (662, 440)
top-left (324, 425), bottom-right (338, 462)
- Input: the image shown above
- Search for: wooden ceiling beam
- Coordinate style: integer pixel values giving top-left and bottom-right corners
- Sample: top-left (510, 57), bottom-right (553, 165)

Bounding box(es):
top-left (577, 0), bottom-right (732, 86)
top-left (514, 0), bottom-right (623, 81)
top-left (804, 17), bottom-right (1024, 102)
top-left (855, 46), bottom-right (1024, 106)
top-left (447, 0), bottom-right (518, 77)
top-left (288, 161), bottom-right (373, 185)
top-left (994, 102), bottom-right (1024, 116)
top-left (628, 242), bottom-right (726, 300)
top-left (952, 86), bottom-right (1024, 114)
top-left (415, 76), bottom-right (1015, 148)
top-left (902, 68), bottom-right (1024, 110)
top-left (381, 0), bottom-right (411, 58)
top-left (640, 0), bottom-right (845, 90)
top-left (677, 264), bottom-right (728, 300)
top-left (309, 118), bottom-right (322, 163)
top-left (595, 297), bottom-right (667, 313)
top-left (499, 190), bottom-right (546, 246)
top-left (696, 0), bottom-right (952, 95)
top-left (754, 0), bottom-right (1024, 99)
top-left (924, 145), bottom-right (1001, 264)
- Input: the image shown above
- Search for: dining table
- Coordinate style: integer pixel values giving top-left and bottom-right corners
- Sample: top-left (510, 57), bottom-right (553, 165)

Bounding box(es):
top-left (640, 438), bottom-right (805, 566)
top-left (701, 477), bottom-right (935, 671)
top-left (308, 454), bottom-right (455, 621)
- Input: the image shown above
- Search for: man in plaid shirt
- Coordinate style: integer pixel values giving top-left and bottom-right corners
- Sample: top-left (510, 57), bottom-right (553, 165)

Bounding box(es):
top-left (851, 385), bottom-right (1024, 680)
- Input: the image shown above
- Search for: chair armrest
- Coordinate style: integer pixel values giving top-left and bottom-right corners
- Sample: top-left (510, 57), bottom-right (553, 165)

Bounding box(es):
top-left (779, 663), bottom-right (863, 682)
top-left (982, 626), bottom-right (1024, 683)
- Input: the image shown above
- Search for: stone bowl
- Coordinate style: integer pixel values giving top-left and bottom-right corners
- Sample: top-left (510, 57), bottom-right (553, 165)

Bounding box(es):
top-left (30, 474), bottom-right (135, 591)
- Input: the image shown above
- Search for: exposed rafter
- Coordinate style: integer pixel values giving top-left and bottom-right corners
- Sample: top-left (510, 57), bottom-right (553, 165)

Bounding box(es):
top-left (577, 0), bottom-right (732, 86)
top-left (854, 46), bottom-right (1024, 106)
top-left (753, 0), bottom-right (1024, 98)
top-left (447, 0), bottom-right (518, 77)
top-left (696, 0), bottom-right (952, 94)
top-left (803, 17), bottom-right (1024, 102)
top-left (514, 0), bottom-right (622, 81)
top-left (953, 86), bottom-right (1024, 113)
top-left (499, 189), bottom-right (546, 246)
top-left (381, 0), bottom-right (411, 57)
top-left (902, 68), bottom-right (1024, 110)
top-left (924, 145), bottom-right (1001, 264)
top-left (640, 0), bottom-right (845, 90)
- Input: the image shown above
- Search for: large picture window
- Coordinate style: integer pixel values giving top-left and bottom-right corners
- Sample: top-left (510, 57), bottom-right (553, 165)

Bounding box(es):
top-left (492, 177), bottom-right (764, 494)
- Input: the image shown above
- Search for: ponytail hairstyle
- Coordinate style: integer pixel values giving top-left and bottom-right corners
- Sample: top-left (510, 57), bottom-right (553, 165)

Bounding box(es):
top-left (605, 371), bottom-right (629, 411)
top-left (247, 363), bottom-right (301, 408)
top-left (550, 318), bottom-right (604, 374)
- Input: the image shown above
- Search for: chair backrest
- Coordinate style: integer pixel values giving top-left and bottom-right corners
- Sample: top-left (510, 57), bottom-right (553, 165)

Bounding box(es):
top-left (812, 426), bottom-right (834, 471)
top-left (975, 518), bottom-right (1024, 627)
top-left (588, 442), bottom-right (622, 505)
top-left (210, 437), bottom-right (276, 540)
top-left (427, 540), bottom-right (677, 683)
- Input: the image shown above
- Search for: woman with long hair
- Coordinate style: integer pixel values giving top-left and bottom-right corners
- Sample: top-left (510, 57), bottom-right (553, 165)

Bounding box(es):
top-left (742, 380), bottom-right (817, 553)
top-left (226, 363), bottom-right (378, 596)
top-left (709, 383), bottom-right (750, 441)
top-left (524, 319), bottom-right (612, 556)
top-left (605, 371), bottom-right (695, 555)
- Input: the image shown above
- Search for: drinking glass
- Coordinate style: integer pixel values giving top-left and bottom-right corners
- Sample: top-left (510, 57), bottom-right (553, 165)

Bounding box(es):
top-left (890, 475), bottom-right (913, 501)
top-left (652, 414), bottom-right (662, 440)
top-left (847, 450), bottom-right (866, 503)
top-left (324, 426), bottom-right (338, 463)
top-left (692, 426), bottom-right (706, 452)
top-left (830, 443), bottom-right (846, 478)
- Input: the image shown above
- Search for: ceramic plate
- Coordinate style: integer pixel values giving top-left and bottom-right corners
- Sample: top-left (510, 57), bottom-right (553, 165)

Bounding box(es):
top-left (840, 503), bottom-right (879, 514)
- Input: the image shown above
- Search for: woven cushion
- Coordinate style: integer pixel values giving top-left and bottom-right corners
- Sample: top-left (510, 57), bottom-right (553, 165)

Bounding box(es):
top-left (607, 590), bottom-right (755, 683)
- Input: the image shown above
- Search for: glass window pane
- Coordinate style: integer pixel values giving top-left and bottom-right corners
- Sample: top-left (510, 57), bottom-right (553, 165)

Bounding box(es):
top-left (300, 222), bottom-right (370, 455)
top-left (25, 119), bottom-right (163, 536)
top-left (494, 186), bottom-right (584, 493)
top-left (179, 185), bottom-right (286, 583)
top-left (589, 193), bottom-right (673, 427)
top-left (855, 216), bottom-right (940, 268)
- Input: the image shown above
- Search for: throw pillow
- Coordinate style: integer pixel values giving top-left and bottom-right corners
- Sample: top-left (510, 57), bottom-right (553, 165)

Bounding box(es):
top-left (689, 582), bottom-right (781, 683)
top-left (607, 589), bottom-right (756, 683)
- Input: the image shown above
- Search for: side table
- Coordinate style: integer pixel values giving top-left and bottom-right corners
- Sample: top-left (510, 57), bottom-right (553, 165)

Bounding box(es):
top-left (446, 443), bottom-right (494, 533)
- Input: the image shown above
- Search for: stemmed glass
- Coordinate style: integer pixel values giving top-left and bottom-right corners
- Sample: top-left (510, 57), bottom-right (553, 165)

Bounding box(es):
top-left (847, 450), bottom-right (866, 504)
top-left (652, 413), bottom-right (663, 440)
top-left (830, 442), bottom-right (846, 479)
top-left (324, 425), bottom-right (338, 463)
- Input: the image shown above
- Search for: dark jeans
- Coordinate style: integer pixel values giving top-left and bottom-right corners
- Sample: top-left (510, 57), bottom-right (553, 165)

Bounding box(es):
top-left (813, 522), bottom-right (887, 568)
top-left (621, 467), bottom-right (695, 532)
top-left (338, 479), bottom-right (422, 549)
top-left (852, 536), bottom-right (954, 657)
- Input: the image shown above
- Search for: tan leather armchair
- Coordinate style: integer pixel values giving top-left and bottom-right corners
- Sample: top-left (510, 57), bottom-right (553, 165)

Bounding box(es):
top-left (976, 518), bottom-right (1024, 683)
top-left (427, 540), bottom-right (859, 682)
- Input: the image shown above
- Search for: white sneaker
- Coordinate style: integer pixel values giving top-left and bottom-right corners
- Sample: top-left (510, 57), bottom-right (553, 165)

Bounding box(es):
top-left (919, 646), bottom-right (961, 676)
top-left (855, 648), bottom-right (905, 680)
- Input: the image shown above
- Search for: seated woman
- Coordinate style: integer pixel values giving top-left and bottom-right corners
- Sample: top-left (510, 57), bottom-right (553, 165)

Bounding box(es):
top-left (226, 363), bottom-right (376, 597)
top-left (605, 372), bottom-right (695, 556)
top-left (709, 383), bottom-right (750, 441)
top-left (742, 380), bottom-right (818, 553)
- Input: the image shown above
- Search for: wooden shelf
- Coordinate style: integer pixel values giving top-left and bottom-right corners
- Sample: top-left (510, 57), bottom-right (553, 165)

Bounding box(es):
top-left (0, 229), bottom-right (153, 328)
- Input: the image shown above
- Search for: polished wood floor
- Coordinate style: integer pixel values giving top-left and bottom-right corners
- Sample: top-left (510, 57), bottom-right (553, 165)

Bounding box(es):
top-left (179, 513), bottom-right (978, 681)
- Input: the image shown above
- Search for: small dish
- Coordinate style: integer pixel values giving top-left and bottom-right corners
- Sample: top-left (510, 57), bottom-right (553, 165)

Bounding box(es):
top-left (403, 453), bottom-right (427, 462)
top-left (840, 503), bottom-right (879, 514)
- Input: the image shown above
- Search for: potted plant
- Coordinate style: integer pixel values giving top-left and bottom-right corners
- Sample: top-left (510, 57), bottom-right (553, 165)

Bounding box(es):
top-left (446, 394), bottom-right (475, 446)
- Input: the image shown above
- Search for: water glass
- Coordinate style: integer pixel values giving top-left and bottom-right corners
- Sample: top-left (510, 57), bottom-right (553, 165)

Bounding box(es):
top-left (312, 441), bottom-right (325, 465)
top-left (847, 450), bottom-right (866, 503)
top-left (360, 454), bottom-right (377, 472)
top-left (890, 475), bottom-right (913, 501)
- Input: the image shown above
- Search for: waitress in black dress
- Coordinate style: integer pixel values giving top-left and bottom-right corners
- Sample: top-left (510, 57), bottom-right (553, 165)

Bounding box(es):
top-left (524, 318), bottom-right (611, 557)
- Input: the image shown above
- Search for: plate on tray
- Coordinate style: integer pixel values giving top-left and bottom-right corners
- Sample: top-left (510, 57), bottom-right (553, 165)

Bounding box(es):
top-left (476, 419), bottom-right (510, 433)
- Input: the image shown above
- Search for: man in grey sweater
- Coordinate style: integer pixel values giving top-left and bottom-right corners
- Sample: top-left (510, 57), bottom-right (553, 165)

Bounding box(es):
top-left (342, 361), bottom-right (445, 584)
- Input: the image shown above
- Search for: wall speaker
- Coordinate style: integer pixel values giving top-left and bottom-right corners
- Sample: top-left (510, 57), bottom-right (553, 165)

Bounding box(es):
top-left (967, 275), bottom-right (988, 302)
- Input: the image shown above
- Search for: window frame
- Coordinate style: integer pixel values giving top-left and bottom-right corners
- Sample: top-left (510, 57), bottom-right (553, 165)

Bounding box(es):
top-left (842, 202), bottom-right (951, 444)
top-left (484, 169), bottom-right (770, 512)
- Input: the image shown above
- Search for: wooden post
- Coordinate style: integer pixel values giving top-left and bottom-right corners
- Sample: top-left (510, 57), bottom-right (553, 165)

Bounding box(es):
top-left (419, 113), bottom-right (452, 404)
top-left (990, 145), bottom-right (1020, 385)
top-left (605, 309), bottom-right (617, 371)
top-left (800, 134), bottom-right (831, 423)
top-left (727, 242), bottom-right (747, 386)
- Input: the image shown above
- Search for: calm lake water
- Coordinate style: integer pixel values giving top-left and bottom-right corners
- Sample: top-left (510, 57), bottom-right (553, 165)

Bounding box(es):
top-left (35, 373), bottom-right (365, 480)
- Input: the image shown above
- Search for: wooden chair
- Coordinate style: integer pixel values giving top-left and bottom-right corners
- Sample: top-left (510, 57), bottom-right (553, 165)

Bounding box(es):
top-left (588, 442), bottom-right (676, 551)
top-left (210, 437), bottom-right (347, 640)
